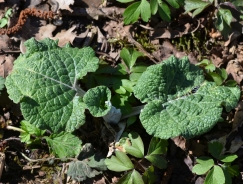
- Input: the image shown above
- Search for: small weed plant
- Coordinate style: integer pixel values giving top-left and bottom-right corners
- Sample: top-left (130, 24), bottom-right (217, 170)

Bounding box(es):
top-left (105, 132), bottom-right (168, 183)
top-left (192, 141), bottom-right (239, 184)
top-left (2, 38), bottom-right (241, 182)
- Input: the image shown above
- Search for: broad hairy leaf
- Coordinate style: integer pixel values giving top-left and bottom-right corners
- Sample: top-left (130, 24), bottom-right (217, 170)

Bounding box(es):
top-left (204, 165), bottom-right (225, 184)
top-left (105, 151), bottom-right (134, 172)
top-left (67, 160), bottom-right (101, 181)
top-left (20, 120), bottom-right (45, 144)
top-left (192, 156), bottom-right (214, 175)
top-left (67, 143), bottom-right (107, 181)
top-left (117, 170), bottom-right (144, 184)
top-left (6, 38), bottom-right (99, 133)
top-left (134, 55), bottom-right (240, 139)
top-left (83, 86), bottom-right (111, 117)
top-left (45, 132), bottom-right (82, 158)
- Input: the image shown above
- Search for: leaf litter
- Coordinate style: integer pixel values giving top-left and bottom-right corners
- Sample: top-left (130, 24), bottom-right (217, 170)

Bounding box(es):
top-left (0, 0), bottom-right (242, 183)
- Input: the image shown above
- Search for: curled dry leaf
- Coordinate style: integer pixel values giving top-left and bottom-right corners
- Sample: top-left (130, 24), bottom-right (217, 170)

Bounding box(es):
top-left (35, 24), bottom-right (56, 41)
top-left (226, 60), bottom-right (243, 84)
top-left (52, 25), bottom-right (76, 47)
top-left (232, 101), bottom-right (243, 131)
top-left (54, 0), bottom-right (74, 12)
top-left (0, 55), bottom-right (14, 77)
top-left (0, 35), bottom-right (10, 50)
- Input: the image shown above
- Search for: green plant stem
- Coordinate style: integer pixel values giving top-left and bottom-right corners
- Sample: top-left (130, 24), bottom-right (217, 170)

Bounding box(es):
top-left (121, 105), bottom-right (145, 120)
top-left (6, 125), bottom-right (25, 133)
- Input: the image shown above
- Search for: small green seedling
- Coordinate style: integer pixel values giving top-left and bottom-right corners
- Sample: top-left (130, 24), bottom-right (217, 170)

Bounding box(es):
top-left (82, 47), bottom-right (146, 115)
top-left (196, 59), bottom-right (237, 86)
top-left (0, 8), bottom-right (12, 28)
top-left (7, 120), bottom-right (82, 158)
top-left (118, 0), bottom-right (183, 24)
top-left (184, 0), bottom-right (243, 39)
top-left (192, 141), bottom-right (239, 184)
top-left (105, 132), bottom-right (168, 184)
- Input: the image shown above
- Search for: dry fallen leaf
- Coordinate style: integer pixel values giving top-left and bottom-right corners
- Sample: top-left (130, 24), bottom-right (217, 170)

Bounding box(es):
top-left (227, 135), bottom-right (243, 153)
top-left (54, 0), bottom-right (74, 12)
top-left (0, 55), bottom-right (14, 77)
top-left (226, 60), bottom-right (243, 84)
top-left (52, 25), bottom-right (76, 47)
top-left (35, 24), bottom-right (56, 41)
top-left (0, 35), bottom-right (10, 50)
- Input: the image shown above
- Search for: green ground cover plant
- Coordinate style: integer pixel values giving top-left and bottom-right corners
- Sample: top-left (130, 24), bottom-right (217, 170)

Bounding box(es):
top-left (133, 55), bottom-right (240, 139)
top-left (192, 141), bottom-right (239, 184)
top-left (105, 132), bottom-right (168, 183)
top-left (0, 8), bottom-right (12, 28)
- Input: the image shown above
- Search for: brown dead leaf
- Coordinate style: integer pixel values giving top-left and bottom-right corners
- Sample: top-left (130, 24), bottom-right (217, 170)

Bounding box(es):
top-left (54, 0), bottom-right (74, 12)
top-left (0, 35), bottom-right (10, 50)
top-left (232, 101), bottom-right (243, 131)
top-left (52, 25), bottom-right (76, 47)
top-left (171, 136), bottom-right (187, 151)
top-left (226, 60), bottom-right (243, 84)
top-left (227, 135), bottom-right (243, 153)
top-left (0, 55), bottom-right (14, 77)
top-left (35, 24), bottom-right (56, 41)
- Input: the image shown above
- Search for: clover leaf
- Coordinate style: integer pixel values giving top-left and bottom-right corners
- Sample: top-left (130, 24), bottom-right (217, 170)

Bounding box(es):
top-left (6, 38), bottom-right (99, 133)
top-left (134, 55), bottom-right (240, 139)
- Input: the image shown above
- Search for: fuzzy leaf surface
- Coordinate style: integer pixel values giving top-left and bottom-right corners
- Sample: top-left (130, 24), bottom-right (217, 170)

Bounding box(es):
top-left (134, 55), bottom-right (240, 139)
top-left (67, 160), bottom-right (101, 181)
top-left (45, 132), bottom-right (82, 158)
top-left (20, 120), bottom-right (45, 144)
top-left (83, 86), bottom-right (111, 117)
top-left (5, 38), bottom-right (99, 133)
top-left (0, 76), bottom-right (5, 92)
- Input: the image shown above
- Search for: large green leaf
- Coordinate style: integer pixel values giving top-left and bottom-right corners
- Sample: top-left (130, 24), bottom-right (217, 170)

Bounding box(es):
top-left (134, 56), bottom-right (240, 139)
top-left (45, 132), bottom-right (82, 158)
top-left (67, 144), bottom-right (106, 181)
top-left (134, 56), bottom-right (204, 103)
top-left (83, 86), bottom-right (111, 117)
top-left (5, 38), bottom-right (99, 133)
